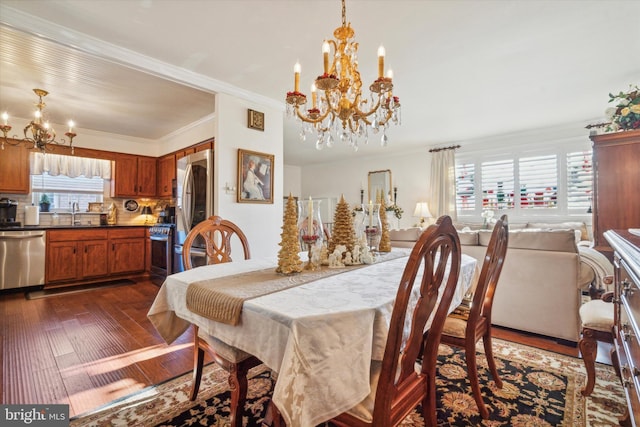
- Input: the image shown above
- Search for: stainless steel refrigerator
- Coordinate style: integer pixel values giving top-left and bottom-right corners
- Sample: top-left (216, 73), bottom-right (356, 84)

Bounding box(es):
top-left (173, 149), bottom-right (213, 272)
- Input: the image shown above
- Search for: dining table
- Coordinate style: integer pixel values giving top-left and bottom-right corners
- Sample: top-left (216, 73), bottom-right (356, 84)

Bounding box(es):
top-left (148, 247), bottom-right (478, 427)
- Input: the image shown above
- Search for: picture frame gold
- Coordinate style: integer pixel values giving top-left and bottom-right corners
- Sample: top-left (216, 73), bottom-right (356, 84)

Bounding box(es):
top-left (237, 149), bottom-right (274, 204)
top-left (88, 202), bottom-right (104, 213)
top-left (248, 109), bottom-right (265, 131)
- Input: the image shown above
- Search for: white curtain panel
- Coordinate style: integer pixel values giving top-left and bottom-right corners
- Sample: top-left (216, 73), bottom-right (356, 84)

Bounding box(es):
top-left (429, 149), bottom-right (457, 220)
top-left (30, 152), bottom-right (111, 179)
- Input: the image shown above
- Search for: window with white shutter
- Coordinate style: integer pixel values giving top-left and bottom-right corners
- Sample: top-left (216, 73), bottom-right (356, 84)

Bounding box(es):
top-left (519, 154), bottom-right (557, 209)
top-left (566, 150), bottom-right (593, 212)
top-left (481, 159), bottom-right (514, 210)
top-left (455, 163), bottom-right (475, 211)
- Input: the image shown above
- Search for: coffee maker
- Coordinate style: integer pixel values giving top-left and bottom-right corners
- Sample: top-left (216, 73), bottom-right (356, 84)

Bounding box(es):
top-left (0, 198), bottom-right (20, 227)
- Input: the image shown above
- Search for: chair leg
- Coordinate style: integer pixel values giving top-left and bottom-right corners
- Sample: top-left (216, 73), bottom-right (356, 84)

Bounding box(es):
top-left (422, 373), bottom-right (438, 427)
top-left (227, 359), bottom-right (253, 427)
top-left (190, 328), bottom-right (205, 401)
top-left (466, 342), bottom-right (489, 419)
top-left (483, 333), bottom-right (503, 389)
top-left (579, 335), bottom-right (598, 396)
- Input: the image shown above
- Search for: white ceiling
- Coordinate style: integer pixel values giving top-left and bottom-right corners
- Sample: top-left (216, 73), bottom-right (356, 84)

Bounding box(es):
top-left (1, 0), bottom-right (639, 166)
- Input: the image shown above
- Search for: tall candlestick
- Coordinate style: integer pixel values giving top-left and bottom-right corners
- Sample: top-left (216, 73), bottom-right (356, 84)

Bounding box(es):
top-left (377, 45), bottom-right (385, 79)
top-left (294, 62), bottom-right (301, 92)
top-left (322, 41), bottom-right (330, 74)
top-left (368, 200), bottom-right (373, 227)
top-left (308, 196), bottom-right (314, 236)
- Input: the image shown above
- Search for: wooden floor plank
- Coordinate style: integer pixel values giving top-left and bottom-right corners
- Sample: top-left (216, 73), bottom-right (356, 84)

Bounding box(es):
top-left (0, 278), bottom-right (598, 418)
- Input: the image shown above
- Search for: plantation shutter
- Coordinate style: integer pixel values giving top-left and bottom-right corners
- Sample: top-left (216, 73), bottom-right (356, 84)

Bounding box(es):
top-left (481, 159), bottom-right (514, 209)
top-left (455, 163), bottom-right (475, 212)
top-left (519, 155), bottom-right (558, 209)
top-left (566, 150), bottom-right (593, 212)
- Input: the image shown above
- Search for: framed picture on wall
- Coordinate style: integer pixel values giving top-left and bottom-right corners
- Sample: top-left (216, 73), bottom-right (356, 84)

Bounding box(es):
top-left (237, 149), bottom-right (274, 204)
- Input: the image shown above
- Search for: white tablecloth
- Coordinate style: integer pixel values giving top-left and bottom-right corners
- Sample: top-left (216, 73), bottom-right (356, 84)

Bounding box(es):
top-left (148, 248), bottom-right (478, 427)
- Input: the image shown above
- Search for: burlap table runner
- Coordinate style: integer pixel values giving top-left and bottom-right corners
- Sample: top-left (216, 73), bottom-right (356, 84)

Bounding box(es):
top-left (186, 251), bottom-right (408, 325)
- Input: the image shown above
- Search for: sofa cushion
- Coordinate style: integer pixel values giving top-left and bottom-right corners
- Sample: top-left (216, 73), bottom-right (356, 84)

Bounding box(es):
top-left (388, 227), bottom-right (422, 243)
top-left (527, 221), bottom-right (589, 241)
top-left (458, 230), bottom-right (479, 246)
top-left (478, 229), bottom-right (578, 252)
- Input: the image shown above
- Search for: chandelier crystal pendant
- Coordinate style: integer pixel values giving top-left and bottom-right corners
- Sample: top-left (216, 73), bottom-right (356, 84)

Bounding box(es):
top-left (1, 88), bottom-right (77, 154)
top-left (285, 0), bottom-right (400, 152)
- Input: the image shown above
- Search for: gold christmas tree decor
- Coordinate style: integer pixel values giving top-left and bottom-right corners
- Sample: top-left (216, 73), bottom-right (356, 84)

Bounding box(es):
top-left (276, 194), bottom-right (303, 275)
top-left (328, 194), bottom-right (355, 256)
top-left (378, 194), bottom-right (391, 252)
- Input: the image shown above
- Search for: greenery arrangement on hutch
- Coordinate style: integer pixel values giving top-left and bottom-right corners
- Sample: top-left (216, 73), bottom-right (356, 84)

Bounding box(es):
top-left (605, 84), bottom-right (640, 131)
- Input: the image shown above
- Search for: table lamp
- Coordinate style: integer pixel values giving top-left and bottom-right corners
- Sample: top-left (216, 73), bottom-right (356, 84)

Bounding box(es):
top-left (413, 202), bottom-right (433, 227)
top-left (141, 205), bottom-right (153, 225)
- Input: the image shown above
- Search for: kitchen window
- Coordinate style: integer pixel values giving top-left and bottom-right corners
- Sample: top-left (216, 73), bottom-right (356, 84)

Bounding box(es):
top-left (30, 153), bottom-right (110, 211)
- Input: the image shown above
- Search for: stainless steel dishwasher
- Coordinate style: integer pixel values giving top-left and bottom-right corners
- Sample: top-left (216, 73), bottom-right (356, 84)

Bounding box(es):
top-left (0, 230), bottom-right (46, 290)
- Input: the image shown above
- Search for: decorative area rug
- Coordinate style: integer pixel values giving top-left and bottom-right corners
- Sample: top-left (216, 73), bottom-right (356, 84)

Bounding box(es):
top-left (70, 339), bottom-right (626, 426)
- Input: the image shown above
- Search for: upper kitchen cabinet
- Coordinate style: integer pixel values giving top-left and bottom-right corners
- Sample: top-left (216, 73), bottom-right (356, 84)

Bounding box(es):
top-left (0, 140), bottom-right (30, 194)
top-left (110, 153), bottom-right (157, 197)
top-left (157, 153), bottom-right (175, 198)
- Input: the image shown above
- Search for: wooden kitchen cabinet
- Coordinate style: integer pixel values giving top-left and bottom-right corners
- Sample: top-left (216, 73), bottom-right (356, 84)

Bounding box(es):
top-left (157, 153), bottom-right (175, 197)
top-left (110, 153), bottom-right (157, 197)
top-left (590, 130), bottom-right (640, 259)
top-left (108, 228), bottom-right (146, 275)
top-left (0, 140), bottom-right (30, 194)
top-left (45, 227), bottom-right (146, 287)
top-left (46, 229), bottom-right (109, 284)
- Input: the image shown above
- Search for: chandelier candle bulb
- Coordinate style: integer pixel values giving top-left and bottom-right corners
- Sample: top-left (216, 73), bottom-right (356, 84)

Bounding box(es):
top-left (386, 69), bottom-right (393, 80)
top-left (311, 84), bottom-right (317, 108)
top-left (2, 112), bottom-right (7, 125)
top-left (68, 120), bottom-right (74, 133)
top-left (377, 45), bottom-right (385, 78)
top-left (294, 62), bottom-right (301, 93)
top-left (322, 41), bottom-right (330, 74)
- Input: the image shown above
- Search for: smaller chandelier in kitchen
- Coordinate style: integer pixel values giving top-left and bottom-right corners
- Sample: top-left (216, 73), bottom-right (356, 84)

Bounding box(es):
top-left (1, 88), bottom-right (77, 154)
top-left (285, 0), bottom-right (400, 152)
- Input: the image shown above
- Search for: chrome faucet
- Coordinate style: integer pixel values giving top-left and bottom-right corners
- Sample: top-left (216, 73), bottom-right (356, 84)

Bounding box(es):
top-left (71, 202), bottom-right (80, 225)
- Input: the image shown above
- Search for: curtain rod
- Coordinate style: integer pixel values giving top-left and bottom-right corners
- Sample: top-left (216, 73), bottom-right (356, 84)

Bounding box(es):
top-left (428, 144), bottom-right (461, 153)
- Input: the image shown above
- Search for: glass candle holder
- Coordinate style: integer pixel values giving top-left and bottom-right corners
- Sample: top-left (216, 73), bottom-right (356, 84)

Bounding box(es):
top-left (297, 198), bottom-right (324, 270)
top-left (362, 202), bottom-right (381, 251)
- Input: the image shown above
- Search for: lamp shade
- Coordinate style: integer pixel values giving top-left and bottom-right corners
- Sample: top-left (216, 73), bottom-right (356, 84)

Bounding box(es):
top-left (413, 202), bottom-right (432, 219)
top-left (141, 206), bottom-right (153, 215)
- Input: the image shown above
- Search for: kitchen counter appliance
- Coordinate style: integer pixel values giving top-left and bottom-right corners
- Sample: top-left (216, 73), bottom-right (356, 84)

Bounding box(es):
top-left (0, 198), bottom-right (20, 228)
top-left (0, 230), bottom-right (46, 290)
top-left (174, 149), bottom-right (213, 273)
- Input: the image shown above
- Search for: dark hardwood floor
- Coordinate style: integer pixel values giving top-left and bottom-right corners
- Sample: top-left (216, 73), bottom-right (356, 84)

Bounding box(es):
top-left (0, 278), bottom-right (608, 419)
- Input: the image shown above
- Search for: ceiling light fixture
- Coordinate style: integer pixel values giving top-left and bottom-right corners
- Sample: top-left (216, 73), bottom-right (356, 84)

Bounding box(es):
top-left (285, 0), bottom-right (400, 152)
top-left (1, 88), bottom-right (77, 154)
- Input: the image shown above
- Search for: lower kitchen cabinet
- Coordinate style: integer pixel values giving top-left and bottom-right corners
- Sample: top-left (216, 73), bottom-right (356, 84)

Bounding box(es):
top-left (46, 227), bottom-right (146, 287)
top-left (109, 228), bottom-right (146, 274)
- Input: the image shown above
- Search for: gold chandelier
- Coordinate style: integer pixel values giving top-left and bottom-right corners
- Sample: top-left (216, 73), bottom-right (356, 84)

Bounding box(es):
top-left (285, 0), bottom-right (400, 151)
top-left (1, 88), bottom-right (77, 154)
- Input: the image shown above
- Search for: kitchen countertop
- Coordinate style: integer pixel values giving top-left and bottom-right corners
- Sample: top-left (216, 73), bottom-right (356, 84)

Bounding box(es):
top-left (0, 224), bottom-right (151, 231)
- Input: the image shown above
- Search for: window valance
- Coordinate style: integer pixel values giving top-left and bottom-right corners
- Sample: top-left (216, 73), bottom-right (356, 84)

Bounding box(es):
top-left (30, 152), bottom-right (111, 179)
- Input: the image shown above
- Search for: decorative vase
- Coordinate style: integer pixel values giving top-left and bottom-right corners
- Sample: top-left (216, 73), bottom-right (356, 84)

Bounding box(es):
top-left (297, 198), bottom-right (324, 270)
top-left (362, 202), bottom-right (382, 251)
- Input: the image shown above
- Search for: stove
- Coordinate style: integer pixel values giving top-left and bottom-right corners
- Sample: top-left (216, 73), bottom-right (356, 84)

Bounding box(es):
top-left (149, 223), bottom-right (175, 284)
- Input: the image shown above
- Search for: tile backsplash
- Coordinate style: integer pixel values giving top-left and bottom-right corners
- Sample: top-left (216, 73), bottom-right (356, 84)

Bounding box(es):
top-left (0, 193), bottom-right (169, 226)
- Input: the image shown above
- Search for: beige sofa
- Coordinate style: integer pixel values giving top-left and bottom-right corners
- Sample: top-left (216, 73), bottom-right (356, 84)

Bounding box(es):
top-left (389, 222), bottom-right (598, 343)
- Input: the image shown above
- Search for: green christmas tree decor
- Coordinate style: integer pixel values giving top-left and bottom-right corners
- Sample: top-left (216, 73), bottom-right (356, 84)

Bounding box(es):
top-left (276, 194), bottom-right (303, 275)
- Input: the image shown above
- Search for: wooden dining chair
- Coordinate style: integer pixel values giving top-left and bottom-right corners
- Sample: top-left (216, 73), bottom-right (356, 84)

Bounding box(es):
top-left (182, 215), bottom-right (259, 427)
top-left (329, 215), bottom-right (462, 427)
top-left (436, 214), bottom-right (508, 419)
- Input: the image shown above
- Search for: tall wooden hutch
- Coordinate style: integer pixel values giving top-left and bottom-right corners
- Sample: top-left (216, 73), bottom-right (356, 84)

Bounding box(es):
top-left (589, 129), bottom-right (640, 259)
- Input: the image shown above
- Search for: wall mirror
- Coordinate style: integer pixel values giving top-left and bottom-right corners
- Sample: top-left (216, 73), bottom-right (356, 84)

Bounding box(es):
top-left (368, 169), bottom-right (392, 203)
